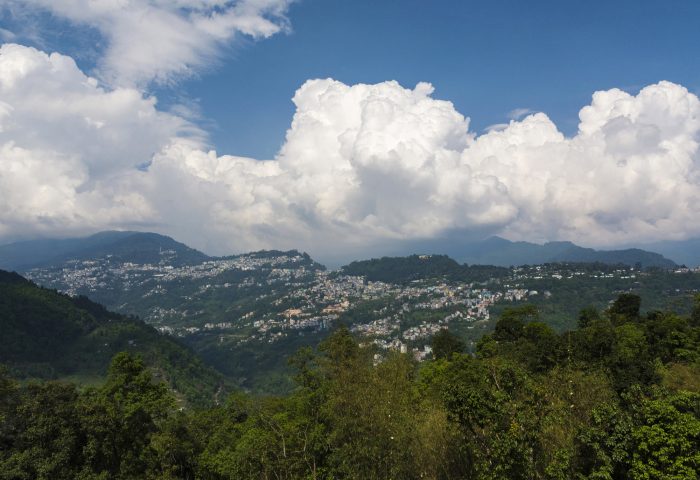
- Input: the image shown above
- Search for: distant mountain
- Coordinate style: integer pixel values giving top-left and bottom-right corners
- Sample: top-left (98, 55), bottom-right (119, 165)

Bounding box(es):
top-left (0, 231), bottom-right (209, 271)
top-left (0, 270), bottom-right (226, 407)
top-left (450, 236), bottom-right (677, 268)
top-left (641, 238), bottom-right (700, 267)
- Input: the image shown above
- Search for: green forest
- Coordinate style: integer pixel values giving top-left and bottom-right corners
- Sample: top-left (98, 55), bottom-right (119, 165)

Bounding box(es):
top-left (0, 270), bottom-right (226, 408)
top-left (1, 293), bottom-right (699, 479)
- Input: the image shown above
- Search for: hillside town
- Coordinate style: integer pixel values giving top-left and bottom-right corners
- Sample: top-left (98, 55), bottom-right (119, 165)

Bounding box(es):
top-left (24, 249), bottom-right (691, 362)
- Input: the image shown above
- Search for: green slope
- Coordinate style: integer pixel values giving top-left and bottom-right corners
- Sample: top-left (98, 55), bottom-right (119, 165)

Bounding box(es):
top-left (0, 270), bottom-right (225, 407)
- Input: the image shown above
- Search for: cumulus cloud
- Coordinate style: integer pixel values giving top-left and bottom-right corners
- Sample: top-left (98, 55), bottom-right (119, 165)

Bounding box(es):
top-left (1, 44), bottom-right (700, 262)
top-left (467, 84), bottom-right (700, 246)
top-left (2, 0), bottom-right (292, 86)
top-left (0, 44), bottom-right (191, 238)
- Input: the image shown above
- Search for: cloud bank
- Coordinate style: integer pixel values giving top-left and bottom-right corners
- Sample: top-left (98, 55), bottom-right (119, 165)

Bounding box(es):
top-left (1, 43), bottom-right (700, 261)
top-left (2, 0), bottom-right (292, 86)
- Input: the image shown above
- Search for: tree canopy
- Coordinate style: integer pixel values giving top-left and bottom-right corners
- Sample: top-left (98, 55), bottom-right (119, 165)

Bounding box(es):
top-left (1, 293), bottom-right (699, 479)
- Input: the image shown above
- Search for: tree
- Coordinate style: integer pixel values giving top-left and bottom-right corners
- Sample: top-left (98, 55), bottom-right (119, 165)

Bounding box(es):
top-left (610, 323), bottom-right (658, 392)
top-left (578, 306), bottom-right (601, 329)
top-left (575, 401), bottom-right (633, 478)
top-left (521, 321), bottom-right (560, 372)
top-left (691, 294), bottom-right (700, 328)
top-left (629, 391), bottom-right (700, 479)
top-left (643, 311), bottom-right (694, 363)
top-left (431, 329), bottom-right (466, 360)
top-left (493, 305), bottom-right (538, 342)
top-left (0, 382), bottom-right (84, 480)
top-left (571, 316), bottom-right (615, 363)
top-left (317, 325), bottom-right (361, 374)
top-left (0, 367), bottom-right (17, 455)
top-left (79, 352), bottom-right (174, 478)
top-left (149, 412), bottom-right (200, 480)
top-left (426, 353), bottom-right (545, 479)
top-left (609, 294), bottom-right (641, 324)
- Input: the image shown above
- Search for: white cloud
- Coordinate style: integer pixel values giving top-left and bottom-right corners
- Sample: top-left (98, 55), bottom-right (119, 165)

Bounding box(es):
top-left (484, 123), bottom-right (508, 133)
top-left (467, 83), bottom-right (700, 246)
top-left (2, 44), bottom-right (700, 262)
top-left (0, 44), bottom-right (188, 238)
top-left (508, 107), bottom-right (535, 120)
top-left (2, 0), bottom-right (292, 86)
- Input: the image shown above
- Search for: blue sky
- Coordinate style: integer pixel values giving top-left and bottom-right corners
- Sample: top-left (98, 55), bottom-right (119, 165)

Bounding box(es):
top-left (1, 0), bottom-right (700, 261)
top-left (172, 0), bottom-right (700, 158)
top-left (6, 0), bottom-right (699, 158)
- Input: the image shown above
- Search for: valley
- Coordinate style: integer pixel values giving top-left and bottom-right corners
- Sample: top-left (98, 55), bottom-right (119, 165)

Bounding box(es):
top-left (15, 232), bottom-right (700, 392)
top-left (2, 231), bottom-right (700, 478)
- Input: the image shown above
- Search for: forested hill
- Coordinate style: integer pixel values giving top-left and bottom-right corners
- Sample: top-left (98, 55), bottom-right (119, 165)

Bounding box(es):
top-left (1, 294), bottom-right (699, 478)
top-left (339, 249), bottom-right (677, 285)
top-left (0, 231), bottom-right (209, 271)
top-left (340, 254), bottom-right (509, 283)
top-left (0, 270), bottom-right (224, 407)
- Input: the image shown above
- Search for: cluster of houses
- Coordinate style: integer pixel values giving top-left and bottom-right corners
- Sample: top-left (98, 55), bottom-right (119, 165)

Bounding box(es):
top-left (30, 249), bottom-right (681, 361)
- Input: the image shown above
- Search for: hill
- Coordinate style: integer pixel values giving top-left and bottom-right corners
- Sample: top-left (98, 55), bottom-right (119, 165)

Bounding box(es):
top-left (20, 247), bottom-right (327, 393)
top-left (452, 236), bottom-right (677, 268)
top-left (340, 254), bottom-right (509, 284)
top-left (0, 270), bottom-right (225, 407)
top-left (0, 231), bottom-right (209, 271)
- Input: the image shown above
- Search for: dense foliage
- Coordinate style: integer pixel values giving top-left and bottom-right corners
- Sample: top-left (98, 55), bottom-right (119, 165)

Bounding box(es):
top-left (0, 271), bottom-right (225, 407)
top-left (2, 293), bottom-right (699, 479)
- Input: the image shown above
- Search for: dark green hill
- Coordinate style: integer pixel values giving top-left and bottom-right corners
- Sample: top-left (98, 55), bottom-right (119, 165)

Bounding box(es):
top-left (340, 254), bottom-right (508, 284)
top-left (0, 231), bottom-right (209, 271)
top-left (0, 270), bottom-right (225, 407)
top-left (550, 243), bottom-right (677, 267)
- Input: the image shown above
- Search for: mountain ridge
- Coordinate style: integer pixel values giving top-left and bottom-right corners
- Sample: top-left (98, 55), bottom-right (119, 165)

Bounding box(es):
top-left (641, 238), bottom-right (700, 267)
top-left (0, 231), bottom-right (209, 271)
top-left (0, 230), bottom-right (681, 272)
top-left (449, 236), bottom-right (677, 268)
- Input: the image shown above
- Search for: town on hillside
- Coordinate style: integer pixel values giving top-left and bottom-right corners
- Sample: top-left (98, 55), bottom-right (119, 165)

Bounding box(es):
top-left (25, 250), bottom-right (700, 363)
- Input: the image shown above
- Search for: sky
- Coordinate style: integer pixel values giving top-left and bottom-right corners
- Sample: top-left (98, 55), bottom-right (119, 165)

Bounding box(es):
top-left (0, 0), bottom-right (700, 264)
